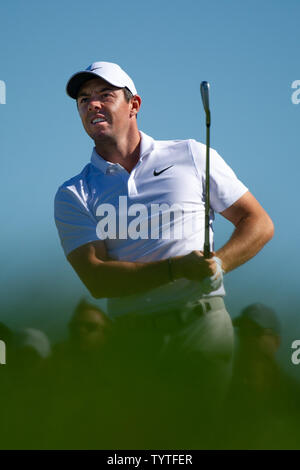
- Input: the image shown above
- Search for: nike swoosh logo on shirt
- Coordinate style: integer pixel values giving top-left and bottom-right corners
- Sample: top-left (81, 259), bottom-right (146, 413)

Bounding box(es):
top-left (153, 165), bottom-right (174, 176)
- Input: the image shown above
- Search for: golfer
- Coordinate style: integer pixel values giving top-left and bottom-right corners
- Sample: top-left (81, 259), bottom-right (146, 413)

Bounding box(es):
top-left (54, 62), bottom-right (274, 422)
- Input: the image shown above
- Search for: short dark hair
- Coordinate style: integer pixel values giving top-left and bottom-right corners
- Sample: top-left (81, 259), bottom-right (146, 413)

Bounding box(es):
top-left (123, 87), bottom-right (138, 119)
top-left (123, 87), bottom-right (133, 102)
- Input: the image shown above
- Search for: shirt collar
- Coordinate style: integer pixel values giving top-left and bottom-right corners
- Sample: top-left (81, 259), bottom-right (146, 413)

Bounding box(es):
top-left (90, 130), bottom-right (155, 174)
top-left (139, 130), bottom-right (155, 159)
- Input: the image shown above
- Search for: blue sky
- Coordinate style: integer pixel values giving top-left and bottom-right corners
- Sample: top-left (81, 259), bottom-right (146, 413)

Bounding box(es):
top-left (0, 0), bottom-right (299, 370)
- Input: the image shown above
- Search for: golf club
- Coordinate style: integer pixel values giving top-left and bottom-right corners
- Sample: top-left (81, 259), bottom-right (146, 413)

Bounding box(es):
top-left (200, 81), bottom-right (211, 258)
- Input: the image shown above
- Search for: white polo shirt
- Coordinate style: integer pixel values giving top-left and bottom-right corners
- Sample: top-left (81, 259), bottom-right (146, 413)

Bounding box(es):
top-left (54, 131), bottom-right (248, 317)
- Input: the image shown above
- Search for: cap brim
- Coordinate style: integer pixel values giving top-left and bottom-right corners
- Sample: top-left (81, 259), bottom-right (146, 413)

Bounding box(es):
top-left (66, 71), bottom-right (105, 99)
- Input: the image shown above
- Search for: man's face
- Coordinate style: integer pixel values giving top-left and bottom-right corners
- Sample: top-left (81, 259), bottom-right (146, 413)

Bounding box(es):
top-left (237, 320), bottom-right (280, 359)
top-left (76, 77), bottom-right (136, 144)
top-left (69, 308), bottom-right (111, 352)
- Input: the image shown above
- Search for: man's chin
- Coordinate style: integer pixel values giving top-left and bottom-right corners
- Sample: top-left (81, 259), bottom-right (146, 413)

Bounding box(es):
top-left (93, 133), bottom-right (115, 145)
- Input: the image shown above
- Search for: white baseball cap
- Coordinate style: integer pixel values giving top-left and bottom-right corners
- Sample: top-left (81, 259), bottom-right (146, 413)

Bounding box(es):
top-left (66, 61), bottom-right (137, 99)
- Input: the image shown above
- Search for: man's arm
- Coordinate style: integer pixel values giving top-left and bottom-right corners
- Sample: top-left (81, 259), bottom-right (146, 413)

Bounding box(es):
top-left (67, 190), bottom-right (273, 298)
top-left (67, 241), bottom-right (217, 298)
top-left (216, 191), bottom-right (274, 273)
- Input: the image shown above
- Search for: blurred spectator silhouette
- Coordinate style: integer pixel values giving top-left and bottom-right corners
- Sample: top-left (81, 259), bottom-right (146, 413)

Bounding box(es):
top-left (38, 298), bottom-right (123, 449)
top-left (51, 298), bottom-right (113, 373)
top-left (232, 303), bottom-right (281, 393)
top-left (49, 297), bottom-right (114, 383)
top-left (219, 302), bottom-right (300, 449)
top-left (0, 324), bottom-right (53, 449)
top-left (0, 306), bottom-right (149, 449)
top-left (14, 327), bottom-right (51, 374)
top-left (68, 298), bottom-right (112, 355)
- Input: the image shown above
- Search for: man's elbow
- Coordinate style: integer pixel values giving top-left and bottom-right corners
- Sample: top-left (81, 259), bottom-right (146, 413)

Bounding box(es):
top-left (261, 213), bottom-right (275, 245)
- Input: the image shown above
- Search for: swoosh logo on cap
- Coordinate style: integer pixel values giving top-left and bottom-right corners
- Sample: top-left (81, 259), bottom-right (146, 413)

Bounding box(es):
top-left (153, 165), bottom-right (173, 176)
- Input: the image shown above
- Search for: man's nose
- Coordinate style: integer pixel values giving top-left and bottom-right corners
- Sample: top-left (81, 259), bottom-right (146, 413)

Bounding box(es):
top-left (88, 97), bottom-right (103, 112)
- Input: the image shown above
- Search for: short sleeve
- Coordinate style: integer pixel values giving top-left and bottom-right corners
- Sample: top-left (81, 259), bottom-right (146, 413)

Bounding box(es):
top-left (54, 185), bottom-right (99, 256)
top-left (189, 140), bottom-right (248, 213)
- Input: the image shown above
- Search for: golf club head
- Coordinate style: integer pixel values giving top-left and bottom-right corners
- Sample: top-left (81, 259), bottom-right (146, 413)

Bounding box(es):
top-left (200, 81), bottom-right (210, 114)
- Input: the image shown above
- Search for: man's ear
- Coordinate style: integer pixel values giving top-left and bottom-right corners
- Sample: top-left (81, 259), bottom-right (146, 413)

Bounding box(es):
top-left (130, 95), bottom-right (142, 117)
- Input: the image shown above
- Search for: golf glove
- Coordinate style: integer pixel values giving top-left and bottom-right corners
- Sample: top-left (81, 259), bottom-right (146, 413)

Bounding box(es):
top-left (201, 256), bottom-right (224, 294)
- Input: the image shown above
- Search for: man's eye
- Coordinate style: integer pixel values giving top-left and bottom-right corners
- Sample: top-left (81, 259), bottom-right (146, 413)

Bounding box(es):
top-left (101, 93), bottom-right (112, 99)
top-left (77, 97), bottom-right (88, 105)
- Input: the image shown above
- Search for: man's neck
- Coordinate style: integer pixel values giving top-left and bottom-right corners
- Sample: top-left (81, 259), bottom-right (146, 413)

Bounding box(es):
top-left (94, 129), bottom-right (141, 173)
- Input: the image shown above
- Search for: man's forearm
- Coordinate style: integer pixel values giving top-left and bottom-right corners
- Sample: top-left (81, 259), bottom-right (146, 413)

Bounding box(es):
top-left (68, 244), bottom-right (217, 299)
top-left (86, 258), bottom-right (172, 298)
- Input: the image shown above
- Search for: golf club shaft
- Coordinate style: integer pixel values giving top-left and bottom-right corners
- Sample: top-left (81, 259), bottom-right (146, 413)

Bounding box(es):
top-left (200, 81), bottom-right (211, 258)
top-left (204, 116), bottom-right (210, 258)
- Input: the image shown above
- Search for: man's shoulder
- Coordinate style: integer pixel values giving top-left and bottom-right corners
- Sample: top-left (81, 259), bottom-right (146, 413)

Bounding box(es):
top-left (153, 136), bottom-right (204, 150)
top-left (150, 136), bottom-right (206, 161)
top-left (55, 163), bottom-right (92, 195)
